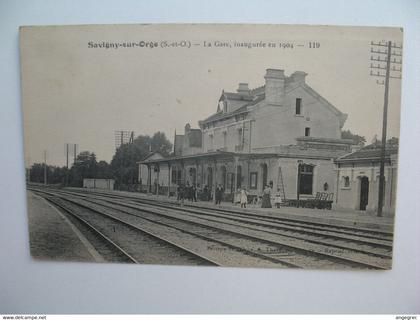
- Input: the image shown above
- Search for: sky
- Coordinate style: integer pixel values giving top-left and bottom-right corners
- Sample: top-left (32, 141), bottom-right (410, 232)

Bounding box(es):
top-left (20, 24), bottom-right (403, 167)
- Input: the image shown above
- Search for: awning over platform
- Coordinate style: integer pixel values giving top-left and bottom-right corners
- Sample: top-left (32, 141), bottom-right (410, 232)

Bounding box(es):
top-left (137, 151), bottom-right (279, 165)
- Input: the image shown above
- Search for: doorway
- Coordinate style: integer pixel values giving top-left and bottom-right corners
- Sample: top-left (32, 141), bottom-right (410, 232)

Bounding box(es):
top-left (359, 177), bottom-right (369, 211)
top-left (261, 163), bottom-right (268, 191)
top-left (189, 167), bottom-right (197, 185)
top-left (207, 167), bottom-right (213, 188)
top-left (220, 166), bottom-right (227, 190)
top-left (236, 165), bottom-right (242, 189)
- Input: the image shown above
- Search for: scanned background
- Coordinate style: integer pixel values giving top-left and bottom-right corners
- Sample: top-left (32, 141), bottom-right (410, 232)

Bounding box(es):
top-left (1, 0), bottom-right (419, 314)
top-left (21, 24), bottom-right (402, 166)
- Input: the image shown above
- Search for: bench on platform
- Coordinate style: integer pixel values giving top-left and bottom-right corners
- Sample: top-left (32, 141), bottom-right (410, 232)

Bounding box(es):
top-left (284, 192), bottom-right (334, 210)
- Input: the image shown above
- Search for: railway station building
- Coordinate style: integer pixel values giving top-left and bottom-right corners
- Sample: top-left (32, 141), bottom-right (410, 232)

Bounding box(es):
top-left (334, 146), bottom-right (398, 216)
top-left (138, 68), bottom-right (355, 203)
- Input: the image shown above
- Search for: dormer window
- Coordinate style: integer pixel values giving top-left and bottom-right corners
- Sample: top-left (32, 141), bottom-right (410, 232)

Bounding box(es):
top-left (219, 100), bottom-right (227, 113)
top-left (295, 98), bottom-right (302, 115)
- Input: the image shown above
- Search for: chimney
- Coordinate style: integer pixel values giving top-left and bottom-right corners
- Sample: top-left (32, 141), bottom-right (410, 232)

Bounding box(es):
top-left (264, 69), bottom-right (285, 105)
top-left (291, 71), bottom-right (308, 84)
top-left (237, 83), bottom-right (250, 95)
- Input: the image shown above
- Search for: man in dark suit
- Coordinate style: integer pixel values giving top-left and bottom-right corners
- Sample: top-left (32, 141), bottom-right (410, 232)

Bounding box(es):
top-left (215, 184), bottom-right (224, 205)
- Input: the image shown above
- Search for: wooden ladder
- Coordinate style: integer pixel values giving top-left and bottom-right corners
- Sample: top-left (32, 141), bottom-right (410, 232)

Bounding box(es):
top-left (277, 166), bottom-right (286, 201)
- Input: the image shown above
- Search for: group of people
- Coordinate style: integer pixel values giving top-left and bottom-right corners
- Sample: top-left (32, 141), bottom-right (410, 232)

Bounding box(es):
top-left (261, 185), bottom-right (284, 208)
top-left (176, 182), bottom-right (197, 202)
top-left (176, 182), bottom-right (283, 208)
top-left (234, 185), bottom-right (283, 208)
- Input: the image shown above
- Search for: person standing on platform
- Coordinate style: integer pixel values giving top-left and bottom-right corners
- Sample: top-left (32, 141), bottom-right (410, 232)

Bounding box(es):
top-left (177, 184), bottom-right (181, 201)
top-left (215, 184), bottom-right (223, 205)
top-left (185, 182), bottom-right (191, 201)
top-left (240, 188), bottom-right (248, 208)
top-left (274, 188), bottom-right (283, 208)
top-left (261, 185), bottom-right (272, 208)
top-left (203, 185), bottom-right (209, 201)
top-left (192, 184), bottom-right (197, 202)
top-left (177, 184), bottom-right (185, 204)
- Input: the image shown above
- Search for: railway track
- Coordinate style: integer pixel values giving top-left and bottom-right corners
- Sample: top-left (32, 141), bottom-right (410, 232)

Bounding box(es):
top-left (31, 187), bottom-right (394, 255)
top-left (29, 187), bottom-right (392, 269)
top-left (41, 194), bottom-right (222, 266)
top-left (44, 195), bottom-right (139, 264)
top-left (56, 187), bottom-right (394, 240)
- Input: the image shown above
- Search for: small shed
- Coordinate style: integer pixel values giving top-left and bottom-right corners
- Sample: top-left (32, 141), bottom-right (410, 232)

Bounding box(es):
top-left (83, 178), bottom-right (115, 190)
top-left (334, 146), bottom-right (398, 215)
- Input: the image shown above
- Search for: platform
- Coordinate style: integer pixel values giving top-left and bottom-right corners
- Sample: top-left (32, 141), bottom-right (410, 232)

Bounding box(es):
top-left (69, 188), bottom-right (395, 232)
top-left (27, 191), bottom-right (103, 262)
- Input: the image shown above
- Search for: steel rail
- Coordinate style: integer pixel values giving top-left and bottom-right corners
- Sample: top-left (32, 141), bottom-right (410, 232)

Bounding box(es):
top-left (36, 189), bottom-right (389, 270)
top-left (55, 187), bottom-right (394, 239)
top-left (36, 191), bottom-right (221, 267)
top-left (44, 196), bottom-right (139, 264)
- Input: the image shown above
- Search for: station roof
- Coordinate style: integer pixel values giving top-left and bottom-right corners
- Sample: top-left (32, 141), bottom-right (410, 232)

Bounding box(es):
top-left (199, 104), bottom-right (250, 124)
top-left (335, 146), bottom-right (398, 163)
top-left (138, 147), bottom-right (339, 165)
top-left (138, 150), bottom-right (275, 164)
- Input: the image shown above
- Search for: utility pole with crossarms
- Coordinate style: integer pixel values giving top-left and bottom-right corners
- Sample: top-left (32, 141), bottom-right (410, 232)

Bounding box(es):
top-left (370, 40), bottom-right (402, 217)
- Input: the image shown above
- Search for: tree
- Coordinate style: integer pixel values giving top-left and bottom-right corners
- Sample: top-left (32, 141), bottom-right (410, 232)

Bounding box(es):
top-left (386, 137), bottom-right (399, 148)
top-left (150, 131), bottom-right (172, 156)
top-left (341, 129), bottom-right (366, 146)
top-left (29, 163), bottom-right (68, 185)
top-left (29, 163), bottom-right (46, 183)
top-left (69, 151), bottom-right (98, 186)
top-left (28, 150), bottom-right (114, 187)
top-left (366, 136), bottom-right (399, 149)
top-left (96, 160), bottom-right (112, 179)
top-left (110, 131), bottom-right (172, 189)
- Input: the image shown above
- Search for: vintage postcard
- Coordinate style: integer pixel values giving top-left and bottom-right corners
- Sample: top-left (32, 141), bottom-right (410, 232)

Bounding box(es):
top-left (20, 24), bottom-right (402, 269)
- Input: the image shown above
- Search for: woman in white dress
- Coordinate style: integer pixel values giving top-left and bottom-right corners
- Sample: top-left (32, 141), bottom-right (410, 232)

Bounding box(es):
top-left (274, 188), bottom-right (283, 208)
top-left (240, 188), bottom-right (248, 208)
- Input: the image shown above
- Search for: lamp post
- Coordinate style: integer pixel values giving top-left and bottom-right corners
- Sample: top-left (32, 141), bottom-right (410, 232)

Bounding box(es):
top-left (296, 160), bottom-right (303, 208)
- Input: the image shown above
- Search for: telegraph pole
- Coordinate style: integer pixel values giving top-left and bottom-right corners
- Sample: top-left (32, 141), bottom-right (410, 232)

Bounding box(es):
top-left (370, 40), bottom-right (402, 217)
top-left (129, 131), bottom-right (134, 187)
top-left (64, 143), bottom-right (78, 187)
top-left (26, 157), bottom-right (31, 184)
top-left (65, 143), bottom-right (69, 186)
top-left (43, 150), bottom-right (47, 186)
top-left (66, 143), bottom-right (69, 169)
top-left (296, 160), bottom-right (303, 208)
top-left (115, 130), bottom-right (135, 190)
